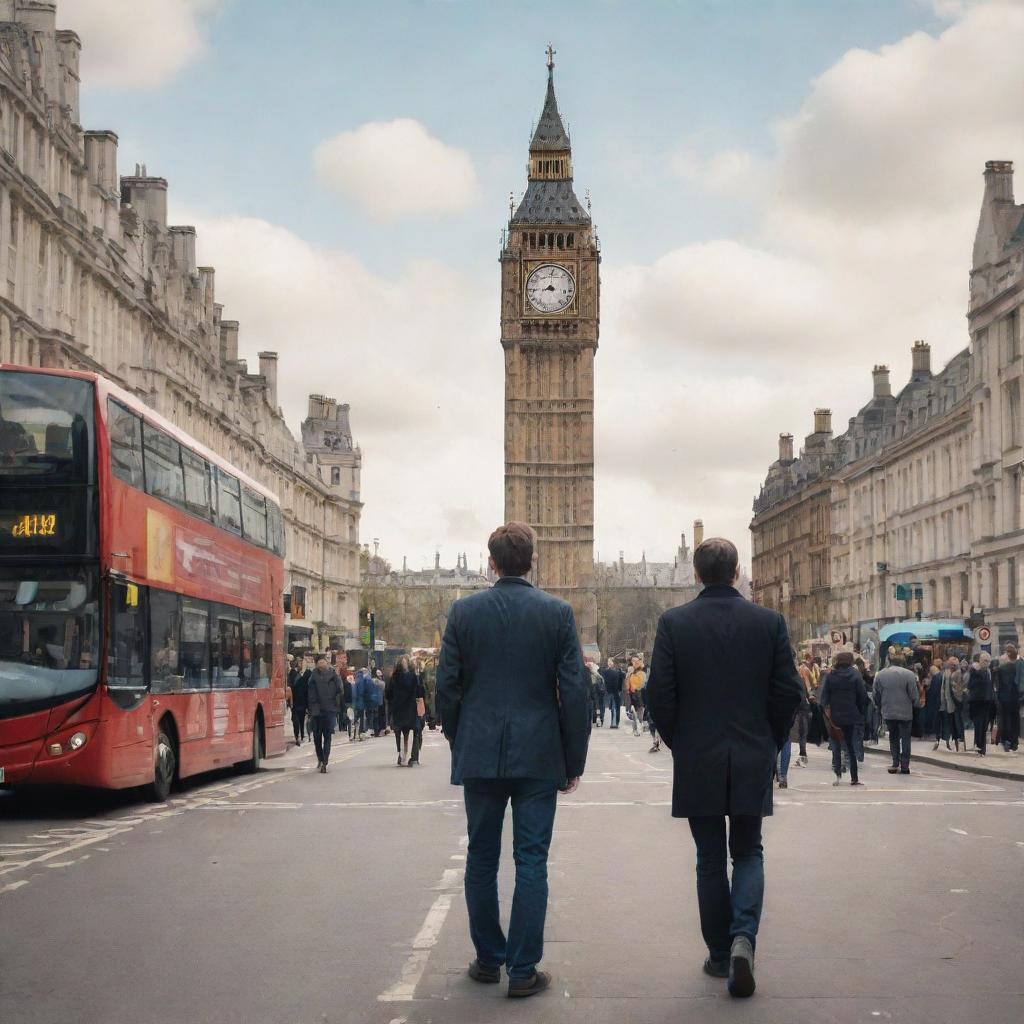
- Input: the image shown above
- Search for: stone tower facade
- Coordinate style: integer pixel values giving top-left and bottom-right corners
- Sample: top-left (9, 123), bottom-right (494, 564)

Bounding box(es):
top-left (501, 49), bottom-right (599, 644)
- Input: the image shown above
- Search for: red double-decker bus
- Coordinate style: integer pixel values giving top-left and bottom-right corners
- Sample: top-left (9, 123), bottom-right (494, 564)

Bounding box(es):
top-left (0, 365), bottom-right (287, 800)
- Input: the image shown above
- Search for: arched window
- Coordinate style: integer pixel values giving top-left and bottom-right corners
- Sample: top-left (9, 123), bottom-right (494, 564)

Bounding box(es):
top-left (557, 233), bottom-right (564, 248)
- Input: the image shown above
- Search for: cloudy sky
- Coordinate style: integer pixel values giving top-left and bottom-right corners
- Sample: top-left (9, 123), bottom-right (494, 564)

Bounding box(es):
top-left (58, 0), bottom-right (1024, 570)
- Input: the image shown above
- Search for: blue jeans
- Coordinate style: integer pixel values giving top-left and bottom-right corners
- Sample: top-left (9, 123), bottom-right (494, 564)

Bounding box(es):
top-left (606, 692), bottom-right (621, 727)
top-left (777, 740), bottom-right (791, 781)
top-left (463, 778), bottom-right (558, 980)
top-left (311, 711), bottom-right (336, 765)
top-left (687, 815), bottom-right (764, 961)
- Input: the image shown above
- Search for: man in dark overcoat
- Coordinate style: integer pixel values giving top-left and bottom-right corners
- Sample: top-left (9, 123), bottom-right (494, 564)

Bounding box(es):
top-left (647, 537), bottom-right (802, 999)
top-left (436, 522), bottom-right (590, 999)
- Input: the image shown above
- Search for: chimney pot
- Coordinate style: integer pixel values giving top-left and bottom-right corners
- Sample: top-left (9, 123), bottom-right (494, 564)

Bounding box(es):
top-left (813, 409), bottom-right (832, 435)
top-left (984, 160), bottom-right (1014, 202)
top-left (779, 433), bottom-right (794, 462)
top-left (872, 364), bottom-right (892, 398)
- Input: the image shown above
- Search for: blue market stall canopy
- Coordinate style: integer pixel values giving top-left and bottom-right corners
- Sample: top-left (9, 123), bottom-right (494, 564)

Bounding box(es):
top-left (879, 621), bottom-right (973, 645)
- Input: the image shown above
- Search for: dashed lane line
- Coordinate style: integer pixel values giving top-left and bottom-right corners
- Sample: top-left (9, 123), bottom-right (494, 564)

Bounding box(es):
top-left (0, 744), bottom-right (370, 895)
top-left (378, 844), bottom-right (466, 1003)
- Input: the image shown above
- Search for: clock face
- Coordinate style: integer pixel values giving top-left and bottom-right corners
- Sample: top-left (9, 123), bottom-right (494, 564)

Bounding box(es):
top-left (526, 263), bottom-right (575, 314)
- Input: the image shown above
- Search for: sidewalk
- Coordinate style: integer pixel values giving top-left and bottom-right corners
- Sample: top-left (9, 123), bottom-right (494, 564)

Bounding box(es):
top-left (863, 734), bottom-right (1024, 781)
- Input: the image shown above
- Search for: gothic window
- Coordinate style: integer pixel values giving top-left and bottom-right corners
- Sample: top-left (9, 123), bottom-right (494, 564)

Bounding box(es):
top-left (556, 233), bottom-right (564, 249)
top-left (529, 232), bottom-right (536, 248)
top-left (567, 233), bottom-right (574, 248)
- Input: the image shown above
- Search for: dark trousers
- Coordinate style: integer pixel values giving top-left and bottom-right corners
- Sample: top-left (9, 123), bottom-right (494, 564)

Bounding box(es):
top-left (395, 726), bottom-right (424, 761)
top-left (999, 703), bottom-right (1020, 750)
top-left (594, 694), bottom-right (605, 725)
top-left (463, 778), bottom-right (558, 980)
top-left (969, 701), bottom-right (989, 753)
top-left (830, 723), bottom-right (859, 782)
top-left (310, 712), bottom-right (336, 765)
top-left (886, 718), bottom-right (912, 769)
top-left (687, 815), bottom-right (764, 962)
top-left (606, 692), bottom-right (621, 727)
top-left (291, 706), bottom-right (306, 742)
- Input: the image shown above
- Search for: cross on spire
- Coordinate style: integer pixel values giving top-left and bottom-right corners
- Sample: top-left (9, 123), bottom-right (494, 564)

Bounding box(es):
top-left (546, 43), bottom-right (556, 71)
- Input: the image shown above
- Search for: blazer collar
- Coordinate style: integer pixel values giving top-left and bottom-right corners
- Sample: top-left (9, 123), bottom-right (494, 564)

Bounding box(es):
top-left (697, 584), bottom-right (742, 599)
top-left (494, 575), bottom-right (533, 588)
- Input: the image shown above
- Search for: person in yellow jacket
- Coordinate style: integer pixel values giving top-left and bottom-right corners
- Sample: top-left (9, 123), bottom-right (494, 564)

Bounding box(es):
top-left (626, 656), bottom-right (647, 737)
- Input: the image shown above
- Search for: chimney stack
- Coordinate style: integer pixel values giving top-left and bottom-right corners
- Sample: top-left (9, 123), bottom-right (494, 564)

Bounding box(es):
top-left (258, 351), bottom-right (278, 409)
top-left (119, 172), bottom-right (168, 229)
top-left (219, 320), bottom-right (239, 365)
top-left (813, 408), bottom-right (832, 435)
top-left (693, 519), bottom-right (705, 548)
top-left (872, 365), bottom-right (892, 398)
top-left (983, 160), bottom-right (1014, 203)
top-left (779, 433), bottom-right (794, 462)
top-left (911, 340), bottom-right (932, 378)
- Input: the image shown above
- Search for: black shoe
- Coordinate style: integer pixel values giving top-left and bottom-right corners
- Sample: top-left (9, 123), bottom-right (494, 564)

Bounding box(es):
top-left (703, 957), bottom-right (729, 979)
top-left (728, 937), bottom-right (755, 998)
top-left (778, 779), bottom-right (787, 789)
top-left (467, 959), bottom-right (500, 984)
top-left (899, 768), bottom-right (910, 774)
top-left (397, 755), bottom-right (404, 767)
top-left (408, 758), bottom-right (419, 766)
top-left (316, 760), bottom-right (323, 770)
top-left (887, 766), bottom-right (898, 774)
top-left (508, 970), bottom-right (551, 998)
top-left (321, 763), bottom-right (328, 773)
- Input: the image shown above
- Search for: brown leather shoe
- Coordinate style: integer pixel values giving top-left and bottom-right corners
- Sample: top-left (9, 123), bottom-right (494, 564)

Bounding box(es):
top-left (508, 970), bottom-right (551, 998)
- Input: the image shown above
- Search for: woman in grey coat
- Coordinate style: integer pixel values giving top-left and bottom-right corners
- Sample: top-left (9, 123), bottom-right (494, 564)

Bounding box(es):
top-left (936, 657), bottom-right (965, 751)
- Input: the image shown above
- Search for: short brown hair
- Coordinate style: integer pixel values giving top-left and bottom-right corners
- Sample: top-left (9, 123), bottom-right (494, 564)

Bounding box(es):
top-left (693, 537), bottom-right (739, 587)
top-left (488, 522), bottom-right (535, 577)
top-left (834, 651), bottom-right (855, 668)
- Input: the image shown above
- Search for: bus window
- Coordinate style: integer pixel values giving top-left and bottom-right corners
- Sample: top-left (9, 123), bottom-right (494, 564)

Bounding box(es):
top-left (211, 605), bottom-right (241, 688)
top-left (181, 448), bottom-right (211, 520)
top-left (0, 371), bottom-right (94, 482)
top-left (108, 399), bottom-right (144, 489)
top-left (181, 598), bottom-right (210, 689)
top-left (215, 470), bottom-right (242, 536)
top-left (143, 423), bottom-right (185, 508)
top-left (240, 609), bottom-right (254, 686)
top-left (241, 487), bottom-right (267, 547)
top-left (108, 580), bottom-right (147, 708)
top-left (149, 589), bottom-right (181, 694)
top-left (267, 502), bottom-right (285, 557)
top-left (253, 614), bottom-right (272, 689)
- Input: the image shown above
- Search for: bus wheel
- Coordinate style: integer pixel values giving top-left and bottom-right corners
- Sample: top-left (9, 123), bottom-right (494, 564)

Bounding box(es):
top-left (243, 718), bottom-right (263, 774)
top-left (148, 728), bottom-right (176, 803)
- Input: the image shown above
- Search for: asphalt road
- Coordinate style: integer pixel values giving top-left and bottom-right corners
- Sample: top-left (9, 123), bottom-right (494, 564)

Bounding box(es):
top-left (2, 725), bottom-right (1022, 1024)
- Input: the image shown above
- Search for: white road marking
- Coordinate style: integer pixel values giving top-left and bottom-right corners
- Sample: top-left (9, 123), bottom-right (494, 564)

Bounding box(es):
top-left (949, 827), bottom-right (969, 835)
top-left (0, 880), bottom-right (29, 895)
top-left (378, 856), bottom-right (464, 1002)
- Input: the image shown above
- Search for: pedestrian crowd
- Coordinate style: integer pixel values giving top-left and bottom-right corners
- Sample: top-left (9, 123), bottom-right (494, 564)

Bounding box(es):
top-left (587, 653), bottom-right (660, 750)
top-left (285, 653), bottom-right (430, 772)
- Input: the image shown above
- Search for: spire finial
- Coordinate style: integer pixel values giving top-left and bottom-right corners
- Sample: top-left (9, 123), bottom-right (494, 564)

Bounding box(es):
top-left (546, 43), bottom-right (556, 72)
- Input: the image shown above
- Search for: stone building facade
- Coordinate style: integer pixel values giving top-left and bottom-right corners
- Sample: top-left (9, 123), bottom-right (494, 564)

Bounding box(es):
top-left (502, 50), bottom-right (599, 643)
top-left (751, 159), bottom-right (1024, 650)
top-left (0, 2), bottom-right (361, 649)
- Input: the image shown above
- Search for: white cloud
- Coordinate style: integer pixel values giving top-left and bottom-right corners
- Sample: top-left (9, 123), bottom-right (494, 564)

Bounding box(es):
top-left (314, 119), bottom-right (481, 222)
top-left (605, 0), bottom-right (1024, 565)
top-left (57, 0), bottom-right (224, 90)
top-left (175, 209), bottom-right (503, 565)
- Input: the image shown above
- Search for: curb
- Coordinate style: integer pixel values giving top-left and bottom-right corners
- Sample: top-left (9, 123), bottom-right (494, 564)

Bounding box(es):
top-left (863, 743), bottom-right (1024, 783)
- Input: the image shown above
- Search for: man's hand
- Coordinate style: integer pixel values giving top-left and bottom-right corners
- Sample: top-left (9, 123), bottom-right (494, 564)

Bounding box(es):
top-left (560, 777), bottom-right (580, 795)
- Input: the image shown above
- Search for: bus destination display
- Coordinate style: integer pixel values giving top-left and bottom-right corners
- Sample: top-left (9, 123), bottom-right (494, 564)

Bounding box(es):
top-left (1, 512), bottom-right (59, 539)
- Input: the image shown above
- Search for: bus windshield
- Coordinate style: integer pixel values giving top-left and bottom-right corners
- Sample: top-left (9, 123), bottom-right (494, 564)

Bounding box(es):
top-left (0, 566), bottom-right (99, 718)
top-left (0, 371), bottom-right (97, 556)
top-left (0, 371), bottom-right (94, 481)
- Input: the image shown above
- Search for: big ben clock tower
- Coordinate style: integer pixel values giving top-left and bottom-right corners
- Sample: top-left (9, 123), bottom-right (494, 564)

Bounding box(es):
top-left (502, 46), bottom-right (598, 644)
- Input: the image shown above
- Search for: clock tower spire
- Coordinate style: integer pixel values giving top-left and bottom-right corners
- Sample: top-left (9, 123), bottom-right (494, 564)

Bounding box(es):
top-left (501, 48), bottom-right (599, 645)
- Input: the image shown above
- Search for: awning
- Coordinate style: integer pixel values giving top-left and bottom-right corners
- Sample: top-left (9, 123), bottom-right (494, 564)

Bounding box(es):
top-left (878, 620), bottom-right (972, 645)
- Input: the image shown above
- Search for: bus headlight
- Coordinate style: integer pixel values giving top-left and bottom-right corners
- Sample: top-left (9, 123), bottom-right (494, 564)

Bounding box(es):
top-left (68, 732), bottom-right (87, 750)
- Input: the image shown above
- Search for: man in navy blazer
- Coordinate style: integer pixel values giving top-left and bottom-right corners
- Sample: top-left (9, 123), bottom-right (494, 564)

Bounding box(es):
top-left (436, 522), bottom-right (590, 998)
top-left (647, 537), bottom-right (802, 999)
